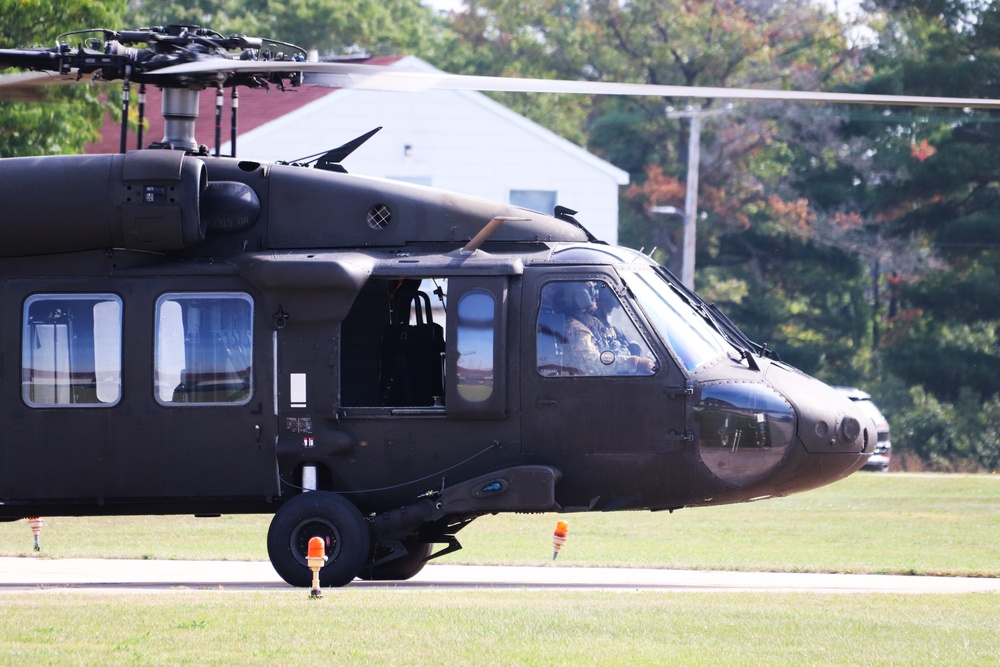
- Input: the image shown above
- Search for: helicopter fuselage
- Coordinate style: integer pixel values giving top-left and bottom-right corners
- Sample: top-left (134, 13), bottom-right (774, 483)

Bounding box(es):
top-left (0, 150), bottom-right (874, 585)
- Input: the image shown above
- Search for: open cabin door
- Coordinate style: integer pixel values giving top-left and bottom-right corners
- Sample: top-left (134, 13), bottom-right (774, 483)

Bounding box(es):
top-left (330, 273), bottom-right (518, 509)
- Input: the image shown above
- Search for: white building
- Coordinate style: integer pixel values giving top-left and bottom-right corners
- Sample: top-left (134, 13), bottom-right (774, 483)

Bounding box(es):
top-left (89, 56), bottom-right (629, 243)
top-left (236, 57), bottom-right (628, 243)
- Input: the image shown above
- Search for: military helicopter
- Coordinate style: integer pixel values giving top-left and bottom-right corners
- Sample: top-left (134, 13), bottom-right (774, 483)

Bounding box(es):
top-left (0, 25), bottom-right (990, 587)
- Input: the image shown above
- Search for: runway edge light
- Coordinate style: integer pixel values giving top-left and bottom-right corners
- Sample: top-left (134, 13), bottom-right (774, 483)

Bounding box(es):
top-left (552, 520), bottom-right (569, 560)
top-left (306, 536), bottom-right (327, 598)
top-left (27, 517), bottom-right (44, 552)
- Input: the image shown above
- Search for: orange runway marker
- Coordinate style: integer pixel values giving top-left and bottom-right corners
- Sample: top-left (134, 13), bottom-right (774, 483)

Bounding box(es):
top-left (306, 536), bottom-right (327, 598)
top-left (552, 520), bottom-right (569, 560)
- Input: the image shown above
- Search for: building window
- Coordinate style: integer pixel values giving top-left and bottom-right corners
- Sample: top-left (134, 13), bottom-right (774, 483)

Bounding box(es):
top-left (22, 294), bottom-right (122, 406)
top-left (510, 189), bottom-right (557, 215)
top-left (155, 293), bottom-right (253, 405)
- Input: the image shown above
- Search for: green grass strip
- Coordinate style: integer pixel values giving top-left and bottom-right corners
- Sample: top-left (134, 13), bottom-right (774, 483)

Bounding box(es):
top-left (1, 590), bottom-right (998, 666)
top-left (1, 473), bottom-right (997, 576)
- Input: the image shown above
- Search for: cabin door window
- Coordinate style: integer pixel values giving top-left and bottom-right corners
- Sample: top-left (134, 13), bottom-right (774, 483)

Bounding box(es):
top-left (444, 277), bottom-right (507, 419)
top-left (455, 289), bottom-right (495, 403)
top-left (154, 292), bottom-right (254, 405)
top-left (22, 294), bottom-right (123, 407)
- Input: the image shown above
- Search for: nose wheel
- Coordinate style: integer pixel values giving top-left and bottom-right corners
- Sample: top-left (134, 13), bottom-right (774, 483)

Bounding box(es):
top-left (267, 492), bottom-right (371, 588)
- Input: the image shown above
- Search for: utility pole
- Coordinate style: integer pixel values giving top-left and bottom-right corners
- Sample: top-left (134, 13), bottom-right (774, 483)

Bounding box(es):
top-left (664, 104), bottom-right (730, 290)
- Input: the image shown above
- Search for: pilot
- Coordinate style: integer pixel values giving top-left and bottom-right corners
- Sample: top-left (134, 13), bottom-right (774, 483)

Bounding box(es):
top-left (559, 282), bottom-right (656, 376)
top-left (593, 285), bottom-right (636, 357)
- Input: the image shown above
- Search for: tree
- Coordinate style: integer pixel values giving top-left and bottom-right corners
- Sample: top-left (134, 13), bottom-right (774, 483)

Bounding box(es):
top-left (775, 0), bottom-right (1000, 469)
top-left (834, 2), bottom-right (1000, 403)
top-left (125, 0), bottom-right (441, 56)
top-left (450, 0), bottom-right (872, 380)
top-left (0, 0), bottom-right (127, 157)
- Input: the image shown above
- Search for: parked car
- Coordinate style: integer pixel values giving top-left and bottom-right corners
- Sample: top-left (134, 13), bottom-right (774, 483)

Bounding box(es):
top-left (834, 387), bottom-right (892, 471)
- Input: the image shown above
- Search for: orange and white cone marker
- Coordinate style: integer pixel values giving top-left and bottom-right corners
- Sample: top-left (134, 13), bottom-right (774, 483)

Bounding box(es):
top-left (552, 520), bottom-right (569, 560)
top-left (306, 536), bottom-right (327, 598)
top-left (27, 517), bottom-right (44, 552)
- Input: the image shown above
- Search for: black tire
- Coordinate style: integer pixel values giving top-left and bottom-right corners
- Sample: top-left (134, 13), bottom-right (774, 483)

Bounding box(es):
top-left (267, 492), bottom-right (371, 588)
top-left (358, 541), bottom-right (433, 581)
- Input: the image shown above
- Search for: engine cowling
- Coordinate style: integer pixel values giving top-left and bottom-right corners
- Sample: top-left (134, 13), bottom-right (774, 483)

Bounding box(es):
top-left (0, 150), bottom-right (207, 257)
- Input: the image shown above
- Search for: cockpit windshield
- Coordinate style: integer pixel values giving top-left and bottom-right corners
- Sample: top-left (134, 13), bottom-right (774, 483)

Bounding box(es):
top-left (620, 269), bottom-right (736, 371)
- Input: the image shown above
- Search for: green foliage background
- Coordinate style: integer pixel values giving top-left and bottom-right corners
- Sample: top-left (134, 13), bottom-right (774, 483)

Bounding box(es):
top-left (0, 0), bottom-right (126, 157)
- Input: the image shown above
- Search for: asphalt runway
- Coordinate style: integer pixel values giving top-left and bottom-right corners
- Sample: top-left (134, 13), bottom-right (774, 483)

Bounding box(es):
top-left (1, 557), bottom-right (998, 593)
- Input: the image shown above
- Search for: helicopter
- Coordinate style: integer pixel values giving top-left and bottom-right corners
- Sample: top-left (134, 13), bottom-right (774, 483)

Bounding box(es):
top-left (0, 25), bottom-right (990, 587)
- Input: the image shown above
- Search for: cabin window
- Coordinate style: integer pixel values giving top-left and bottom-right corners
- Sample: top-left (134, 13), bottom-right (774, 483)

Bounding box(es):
top-left (155, 293), bottom-right (253, 405)
top-left (22, 294), bottom-right (122, 407)
top-left (456, 289), bottom-right (495, 402)
top-left (536, 281), bottom-right (657, 377)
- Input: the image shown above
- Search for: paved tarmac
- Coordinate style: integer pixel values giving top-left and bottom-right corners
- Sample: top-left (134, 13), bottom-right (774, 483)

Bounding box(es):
top-left (1, 557), bottom-right (998, 593)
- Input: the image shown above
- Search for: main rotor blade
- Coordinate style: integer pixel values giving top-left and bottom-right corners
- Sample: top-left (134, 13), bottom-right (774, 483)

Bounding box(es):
top-left (152, 59), bottom-right (1000, 109)
top-left (0, 71), bottom-right (84, 102)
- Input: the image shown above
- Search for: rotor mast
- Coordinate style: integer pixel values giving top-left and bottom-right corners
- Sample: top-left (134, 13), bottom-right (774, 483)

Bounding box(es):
top-left (160, 87), bottom-right (202, 152)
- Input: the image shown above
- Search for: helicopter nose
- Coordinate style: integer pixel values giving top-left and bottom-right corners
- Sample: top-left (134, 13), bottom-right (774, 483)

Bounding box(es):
top-left (690, 363), bottom-right (875, 496)
top-left (765, 365), bottom-right (874, 457)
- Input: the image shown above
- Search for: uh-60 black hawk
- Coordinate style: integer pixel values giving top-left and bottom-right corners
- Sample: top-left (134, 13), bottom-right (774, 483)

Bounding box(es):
top-left (1, 25), bottom-right (992, 587)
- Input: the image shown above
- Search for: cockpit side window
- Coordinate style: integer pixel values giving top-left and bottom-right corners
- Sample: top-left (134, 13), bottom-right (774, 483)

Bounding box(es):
top-left (536, 280), bottom-right (657, 377)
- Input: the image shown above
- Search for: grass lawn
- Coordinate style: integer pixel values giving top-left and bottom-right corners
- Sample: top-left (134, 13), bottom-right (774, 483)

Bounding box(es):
top-left (1, 590), bottom-right (998, 666)
top-left (2, 473), bottom-right (997, 577)
top-left (1, 473), bottom-right (997, 666)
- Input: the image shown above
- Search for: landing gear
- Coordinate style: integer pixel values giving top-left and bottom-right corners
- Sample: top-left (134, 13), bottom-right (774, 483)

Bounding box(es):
top-left (358, 540), bottom-right (433, 581)
top-left (267, 492), bottom-right (371, 588)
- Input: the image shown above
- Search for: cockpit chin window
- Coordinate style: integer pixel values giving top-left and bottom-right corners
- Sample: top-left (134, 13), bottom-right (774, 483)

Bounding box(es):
top-left (693, 383), bottom-right (796, 485)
